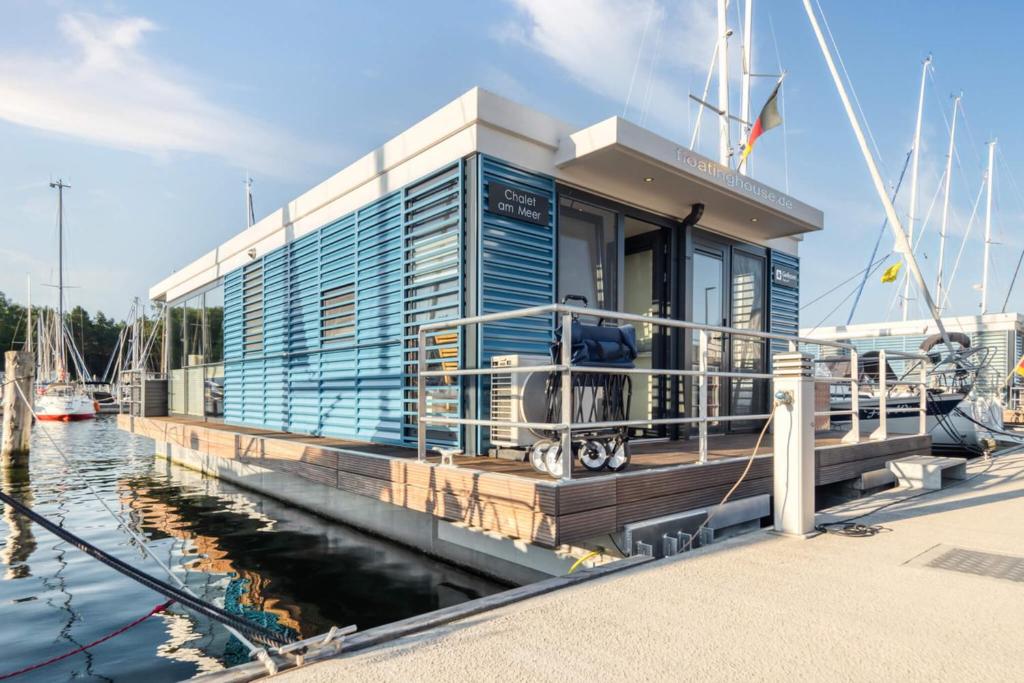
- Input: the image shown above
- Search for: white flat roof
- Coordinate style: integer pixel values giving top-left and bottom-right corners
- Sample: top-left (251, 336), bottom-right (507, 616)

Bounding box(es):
top-left (803, 312), bottom-right (1024, 341)
top-left (151, 87), bottom-right (821, 303)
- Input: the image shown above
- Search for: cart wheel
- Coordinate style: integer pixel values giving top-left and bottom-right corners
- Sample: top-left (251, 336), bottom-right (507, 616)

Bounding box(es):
top-left (529, 440), bottom-right (551, 473)
top-left (544, 443), bottom-right (564, 478)
top-left (578, 440), bottom-right (609, 471)
top-left (606, 440), bottom-right (630, 472)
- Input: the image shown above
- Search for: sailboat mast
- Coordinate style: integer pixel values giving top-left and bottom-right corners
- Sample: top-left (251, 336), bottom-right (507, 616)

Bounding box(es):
top-left (246, 176), bottom-right (255, 228)
top-left (26, 274), bottom-right (32, 355)
top-left (903, 55), bottom-right (932, 321)
top-left (981, 139), bottom-right (996, 314)
top-left (49, 179), bottom-right (69, 378)
top-left (716, 0), bottom-right (731, 167)
top-left (802, 0), bottom-right (954, 354)
top-left (936, 94), bottom-right (960, 311)
top-left (739, 0), bottom-right (754, 176)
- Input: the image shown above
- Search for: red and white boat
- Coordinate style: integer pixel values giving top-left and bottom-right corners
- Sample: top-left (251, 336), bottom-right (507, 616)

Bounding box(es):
top-left (30, 180), bottom-right (97, 423)
top-left (35, 382), bottom-right (97, 421)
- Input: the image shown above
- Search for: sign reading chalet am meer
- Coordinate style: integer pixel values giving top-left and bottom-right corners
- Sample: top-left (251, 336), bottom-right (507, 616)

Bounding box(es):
top-left (487, 181), bottom-right (550, 226)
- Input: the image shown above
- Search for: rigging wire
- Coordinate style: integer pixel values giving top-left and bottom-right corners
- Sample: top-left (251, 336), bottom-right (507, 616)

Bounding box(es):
top-left (806, 256), bottom-right (891, 336)
top-left (638, 12), bottom-right (664, 127)
top-left (801, 251), bottom-right (893, 311)
top-left (813, 0), bottom-right (890, 178)
top-left (941, 174), bottom-right (987, 310)
top-left (767, 11), bottom-right (790, 193)
top-left (847, 149), bottom-right (913, 323)
top-left (623, 0), bottom-right (657, 119)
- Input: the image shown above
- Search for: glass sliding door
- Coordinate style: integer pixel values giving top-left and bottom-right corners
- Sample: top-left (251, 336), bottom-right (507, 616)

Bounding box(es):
top-left (691, 247), bottom-right (725, 430)
top-left (624, 217), bottom-right (670, 437)
top-left (729, 250), bottom-right (767, 429)
top-left (557, 198), bottom-right (618, 310)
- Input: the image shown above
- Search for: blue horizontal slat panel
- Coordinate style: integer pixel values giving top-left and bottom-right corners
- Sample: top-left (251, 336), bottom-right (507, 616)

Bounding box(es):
top-left (223, 268), bottom-right (244, 424)
top-left (287, 230), bottom-right (322, 435)
top-left (220, 160), bottom-right (469, 448)
top-left (769, 251), bottom-right (799, 357)
top-left (263, 246), bottom-right (289, 430)
top-left (402, 162), bottom-right (463, 447)
top-left (476, 156), bottom-right (556, 442)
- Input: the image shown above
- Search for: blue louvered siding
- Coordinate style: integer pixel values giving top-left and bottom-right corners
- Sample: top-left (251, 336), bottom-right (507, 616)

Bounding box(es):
top-left (402, 163), bottom-right (464, 446)
top-left (222, 161), bottom-right (464, 447)
top-left (476, 157), bottom-right (556, 438)
top-left (769, 251), bottom-right (799, 356)
top-left (286, 230), bottom-right (322, 434)
top-left (262, 246), bottom-right (289, 430)
top-left (223, 268), bottom-right (244, 424)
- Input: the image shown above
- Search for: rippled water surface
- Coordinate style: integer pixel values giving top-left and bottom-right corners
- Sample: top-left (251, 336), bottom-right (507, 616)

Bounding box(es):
top-left (0, 416), bottom-right (502, 681)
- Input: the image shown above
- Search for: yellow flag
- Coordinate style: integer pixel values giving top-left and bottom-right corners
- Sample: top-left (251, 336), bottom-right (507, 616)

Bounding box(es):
top-left (880, 262), bottom-right (902, 283)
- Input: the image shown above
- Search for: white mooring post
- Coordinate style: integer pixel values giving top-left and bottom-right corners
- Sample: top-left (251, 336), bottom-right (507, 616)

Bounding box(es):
top-left (772, 352), bottom-right (816, 537)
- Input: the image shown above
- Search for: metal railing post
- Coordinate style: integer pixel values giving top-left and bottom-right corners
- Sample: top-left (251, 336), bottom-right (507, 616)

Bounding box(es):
top-left (417, 327), bottom-right (427, 462)
top-left (842, 348), bottom-right (861, 444)
top-left (698, 329), bottom-right (709, 464)
top-left (870, 349), bottom-right (888, 440)
top-left (560, 313), bottom-right (574, 480)
top-left (918, 359), bottom-right (927, 435)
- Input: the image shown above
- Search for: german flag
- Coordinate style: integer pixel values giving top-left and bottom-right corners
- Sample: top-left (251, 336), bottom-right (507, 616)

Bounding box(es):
top-left (741, 81), bottom-right (783, 162)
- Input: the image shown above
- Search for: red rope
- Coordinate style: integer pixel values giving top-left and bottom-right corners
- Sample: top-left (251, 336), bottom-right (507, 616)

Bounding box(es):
top-left (0, 600), bottom-right (174, 680)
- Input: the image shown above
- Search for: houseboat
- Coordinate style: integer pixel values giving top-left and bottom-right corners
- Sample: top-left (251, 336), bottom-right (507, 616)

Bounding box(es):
top-left (119, 88), bottom-right (928, 582)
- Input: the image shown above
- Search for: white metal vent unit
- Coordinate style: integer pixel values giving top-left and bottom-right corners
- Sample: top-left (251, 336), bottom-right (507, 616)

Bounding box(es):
top-left (489, 354), bottom-right (549, 447)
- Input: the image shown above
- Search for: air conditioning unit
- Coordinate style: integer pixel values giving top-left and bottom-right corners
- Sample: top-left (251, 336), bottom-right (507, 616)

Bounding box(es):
top-left (490, 354), bottom-right (549, 447)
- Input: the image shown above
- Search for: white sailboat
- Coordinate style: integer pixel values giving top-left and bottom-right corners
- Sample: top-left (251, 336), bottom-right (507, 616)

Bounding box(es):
top-left (35, 179), bottom-right (97, 422)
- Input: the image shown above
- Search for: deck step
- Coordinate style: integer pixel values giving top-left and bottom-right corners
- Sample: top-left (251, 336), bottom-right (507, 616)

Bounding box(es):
top-left (852, 467), bottom-right (897, 491)
top-left (886, 455), bottom-right (967, 491)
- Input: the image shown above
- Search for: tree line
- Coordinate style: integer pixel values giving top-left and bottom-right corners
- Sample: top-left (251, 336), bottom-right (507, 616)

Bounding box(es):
top-left (0, 291), bottom-right (130, 378)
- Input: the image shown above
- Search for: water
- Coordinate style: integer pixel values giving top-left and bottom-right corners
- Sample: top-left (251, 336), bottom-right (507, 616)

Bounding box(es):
top-left (0, 416), bottom-right (503, 681)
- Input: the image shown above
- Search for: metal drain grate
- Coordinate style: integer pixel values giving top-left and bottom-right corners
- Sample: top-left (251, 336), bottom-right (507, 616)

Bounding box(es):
top-left (925, 547), bottom-right (1024, 583)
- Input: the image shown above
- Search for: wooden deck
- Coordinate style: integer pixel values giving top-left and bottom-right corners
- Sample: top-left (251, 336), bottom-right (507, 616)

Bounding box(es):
top-left (119, 415), bottom-right (929, 549)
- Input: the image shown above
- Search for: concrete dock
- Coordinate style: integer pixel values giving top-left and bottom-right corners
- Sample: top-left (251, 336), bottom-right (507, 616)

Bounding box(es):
top-left (281, 449), bottom-right (1024, 682)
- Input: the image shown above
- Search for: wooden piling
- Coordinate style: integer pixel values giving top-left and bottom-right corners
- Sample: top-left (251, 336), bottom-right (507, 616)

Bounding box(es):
top-left (1, 351), bottom-right (34, 463)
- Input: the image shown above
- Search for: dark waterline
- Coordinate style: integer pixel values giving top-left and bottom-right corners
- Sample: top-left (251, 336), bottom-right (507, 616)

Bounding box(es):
top-left (0, 416), bottom-right (503, 681)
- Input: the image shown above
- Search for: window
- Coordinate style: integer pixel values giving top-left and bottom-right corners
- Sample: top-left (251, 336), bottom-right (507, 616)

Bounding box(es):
top-left (204, 285), bottom-right (224, 364)
top-left (185, 295), bottom-right (203, 365)
top-left (321, 283), bottom-right (354, 346)
top-left (242, 263), bottom-right (263, 354)
top-left (557, 198), bottom-right (618, 310)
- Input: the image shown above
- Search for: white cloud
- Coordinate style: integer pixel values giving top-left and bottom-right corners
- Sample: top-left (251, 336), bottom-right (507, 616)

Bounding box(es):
top-left (500, 0), bottom-right (727, 137)
top-left (0, 13), bottom-right (330, 176)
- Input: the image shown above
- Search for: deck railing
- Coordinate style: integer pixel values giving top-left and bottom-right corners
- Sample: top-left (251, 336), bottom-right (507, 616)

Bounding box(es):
top-left (416, 304), bottom-right (927, 479)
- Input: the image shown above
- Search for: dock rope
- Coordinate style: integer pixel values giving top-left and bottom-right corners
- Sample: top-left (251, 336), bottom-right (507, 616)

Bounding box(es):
top-left (0, 600), bottom-right (174, 680)
top-left (0, 487), bottom-right (290, 648)
top-left (681, 403), bottom-right (779, 552)
top-left (4, 382), bottom-right (293, 660)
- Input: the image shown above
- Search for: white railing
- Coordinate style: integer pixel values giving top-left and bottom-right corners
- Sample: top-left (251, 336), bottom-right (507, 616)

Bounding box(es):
top-left (416, 303), bottom-right (924, 480)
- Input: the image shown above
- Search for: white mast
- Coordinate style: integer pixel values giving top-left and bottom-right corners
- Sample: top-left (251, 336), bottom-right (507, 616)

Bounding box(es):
top-left (936, 94), bottom-right (960, 310)
top-left (49, 179), bottom-right (69, 379)
top-left (245, 176), bottom-right (255, 228)
top-left (981, 139), bottom-right (996, 314)
top-left (716, 0), bottom-right (731, 166)
top-left (902, 54), bottom-right (932, 321)
top-left (739, 0), bottom-right (754, 176)
top-left (802, 0), bottom-right (954, 353)
top-left (26, 274), bottom-right (32, 355)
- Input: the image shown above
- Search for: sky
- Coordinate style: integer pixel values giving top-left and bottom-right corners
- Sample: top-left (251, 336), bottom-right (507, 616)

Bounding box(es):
top-left (2, 0), bottom-right (1023, 330)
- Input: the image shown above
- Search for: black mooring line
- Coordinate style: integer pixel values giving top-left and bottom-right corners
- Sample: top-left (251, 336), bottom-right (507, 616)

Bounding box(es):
top-left (0, 488), bottom-right (291, 648)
